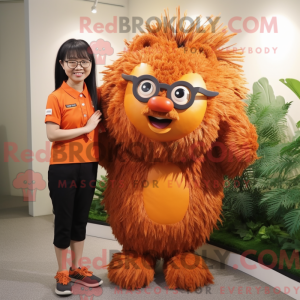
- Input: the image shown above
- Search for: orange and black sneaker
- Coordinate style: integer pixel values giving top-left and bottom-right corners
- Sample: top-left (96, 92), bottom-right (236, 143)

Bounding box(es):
top-left (54, 270), bottom-right (72, 296)
top-left (69, 266), bottom-right (103, 287)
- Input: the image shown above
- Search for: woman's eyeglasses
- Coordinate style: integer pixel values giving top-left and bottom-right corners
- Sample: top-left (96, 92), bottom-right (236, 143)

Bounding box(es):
top-left (65, 60), bottom-right (91, 69)
top-left (122, 74), bottom-right (219, 110)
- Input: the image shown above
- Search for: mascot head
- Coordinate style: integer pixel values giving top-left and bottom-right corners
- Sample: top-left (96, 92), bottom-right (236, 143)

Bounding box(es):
top-left (100, 7), bottom-right (248, 162)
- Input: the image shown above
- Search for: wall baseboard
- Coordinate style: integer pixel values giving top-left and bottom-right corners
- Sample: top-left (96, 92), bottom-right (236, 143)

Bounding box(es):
top-left (86, 221), bottom-right (116, 241)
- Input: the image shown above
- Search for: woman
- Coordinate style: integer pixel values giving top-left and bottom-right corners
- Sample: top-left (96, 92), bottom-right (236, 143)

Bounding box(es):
top-left (45, 39), bottom-right (103, 296)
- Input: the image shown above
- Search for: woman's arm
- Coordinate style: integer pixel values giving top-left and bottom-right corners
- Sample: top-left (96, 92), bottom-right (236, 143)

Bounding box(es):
top-left (46, 110), bottom-right (102, 142)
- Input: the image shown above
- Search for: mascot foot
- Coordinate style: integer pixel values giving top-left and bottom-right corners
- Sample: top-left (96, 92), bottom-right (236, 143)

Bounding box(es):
top-left (107, 251), bottom-right (156, 290)
top-left (163, 252), bottom-right (214, 292)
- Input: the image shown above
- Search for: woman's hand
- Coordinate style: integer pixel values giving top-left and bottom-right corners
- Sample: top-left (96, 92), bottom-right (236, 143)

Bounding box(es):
top-left (46, 122), bottom-right (89, 142)
top-left (46, 110), bottom-right (103, 142)
top-left (84, 110), bottom-right (102, 133)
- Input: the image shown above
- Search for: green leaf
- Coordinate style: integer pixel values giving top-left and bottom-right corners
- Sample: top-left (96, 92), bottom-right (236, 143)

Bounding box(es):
top-left (94, 190), bottom-right (102, 197)
top-left (254, 77), bottom-right (286, 107)
top-left (277, 231), bottom-right (290, 238)
top-left (246, 221), bottom-right (263, 230)
top-left (280, 136), bottom-right (300, 156)
top-left (258, 226), bottom-right (266, 235)
top-left (271, 225), bottom-right (281, 233)
top-left (253, 78), bottom-right (272, 105)
top-left (243, 233), bottom-right (254, 241)
top-left (259, 189), bottom-right (300, 219)
top-left (246, 221), bottom-right (255, 229)
top-left (261, 234), bottom-right (270, 239)
top-left (277, 236), bottom-right (287, 246)
top-left (235, 228), bottom-right (250, 238)
top-left (96, 204), bottom-right (104, 210)
top-left (284, 209), bottom-right (300, 236)
top-left (280, 78), bottom-right (300, 99)
top-left (231, 192), bottom-right (254, 219)
top-left (295, 239), bottom-right (300, 250)
top-left (281, 242), bottom-right (297, 250)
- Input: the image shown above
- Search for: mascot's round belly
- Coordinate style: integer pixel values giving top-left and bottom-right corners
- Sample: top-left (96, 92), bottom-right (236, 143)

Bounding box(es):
top-left (143, 163), bottom-right (189, 224)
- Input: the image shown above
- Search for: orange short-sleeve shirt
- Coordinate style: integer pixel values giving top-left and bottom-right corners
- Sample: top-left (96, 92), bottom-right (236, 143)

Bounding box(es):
top-left (45, 80), bottom-right (105, 165)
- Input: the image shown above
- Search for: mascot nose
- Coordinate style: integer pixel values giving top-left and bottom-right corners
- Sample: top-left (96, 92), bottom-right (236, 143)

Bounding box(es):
top-left (147, 96), bottom-right (174, 112)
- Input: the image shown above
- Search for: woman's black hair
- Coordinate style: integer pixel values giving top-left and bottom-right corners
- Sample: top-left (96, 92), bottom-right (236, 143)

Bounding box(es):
top-left (54, 39), bottom-right (97, 110)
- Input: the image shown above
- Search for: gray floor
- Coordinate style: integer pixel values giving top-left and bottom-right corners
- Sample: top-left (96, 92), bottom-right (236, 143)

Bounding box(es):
top-left (0, 196), bottom-right (293, 300)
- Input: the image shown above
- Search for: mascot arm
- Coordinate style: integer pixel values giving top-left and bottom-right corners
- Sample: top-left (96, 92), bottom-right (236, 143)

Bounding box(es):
top-left (215, 102), bottom-right (259, 179)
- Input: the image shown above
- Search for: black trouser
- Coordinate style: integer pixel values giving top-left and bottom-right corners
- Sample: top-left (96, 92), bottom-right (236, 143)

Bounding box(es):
top-left (48, 162), bottom-right (98, 249)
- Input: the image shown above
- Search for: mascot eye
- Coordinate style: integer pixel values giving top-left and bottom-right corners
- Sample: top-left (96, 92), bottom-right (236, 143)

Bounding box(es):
top-left (137, 80), bottom-right (156, 98)
top-left (170, 86), bottom-right (190, 105)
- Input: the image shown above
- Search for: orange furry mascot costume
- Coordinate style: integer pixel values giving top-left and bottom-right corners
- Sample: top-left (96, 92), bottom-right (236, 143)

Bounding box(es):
top-left (97, 8), bottom-right (259, 292)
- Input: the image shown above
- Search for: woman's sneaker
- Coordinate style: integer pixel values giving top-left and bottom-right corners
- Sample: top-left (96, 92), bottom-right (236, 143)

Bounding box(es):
top-left (54, 270), bottom-right (73, 296)
top-left (69, 266), bottom-right (103, 287)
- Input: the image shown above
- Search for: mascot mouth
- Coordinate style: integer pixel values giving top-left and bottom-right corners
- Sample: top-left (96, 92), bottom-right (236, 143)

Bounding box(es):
top-left (148, 116), bottom-right (172, 129)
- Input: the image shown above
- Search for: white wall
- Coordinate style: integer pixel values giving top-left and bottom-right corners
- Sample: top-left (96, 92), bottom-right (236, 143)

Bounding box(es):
top-left (128, 0), bottom-right (300, 130)
top-left (25, 0), bottom-right (129, 216)
top-left (0, 2), bottom-right (28, 200)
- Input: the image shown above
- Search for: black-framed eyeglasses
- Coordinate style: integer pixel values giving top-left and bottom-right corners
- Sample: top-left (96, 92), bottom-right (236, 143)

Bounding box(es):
top-left (65, 60), bottom-right (91, 69)
top-left (122, 73), bottom-right (219, 110)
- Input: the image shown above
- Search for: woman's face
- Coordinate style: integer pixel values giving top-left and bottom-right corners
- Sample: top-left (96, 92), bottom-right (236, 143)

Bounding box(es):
top-left (59, 53), bottom-right (92, 83)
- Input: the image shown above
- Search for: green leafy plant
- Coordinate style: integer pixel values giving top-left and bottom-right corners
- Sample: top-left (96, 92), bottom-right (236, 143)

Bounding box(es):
top-left (89, 175), bottom-right (108, 221)
top-left (257, 224), bottom-right (289, 242)
top-left (218, 77), bottom-right (300, 246)
top-left (281, 239), bottom-right (300, 251)
top-left (232, 220), bottom-right (289, 244)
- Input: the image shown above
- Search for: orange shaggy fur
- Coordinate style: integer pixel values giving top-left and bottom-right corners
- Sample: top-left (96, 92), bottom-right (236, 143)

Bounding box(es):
top-left (97, 7), bottom-right (259, 291)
